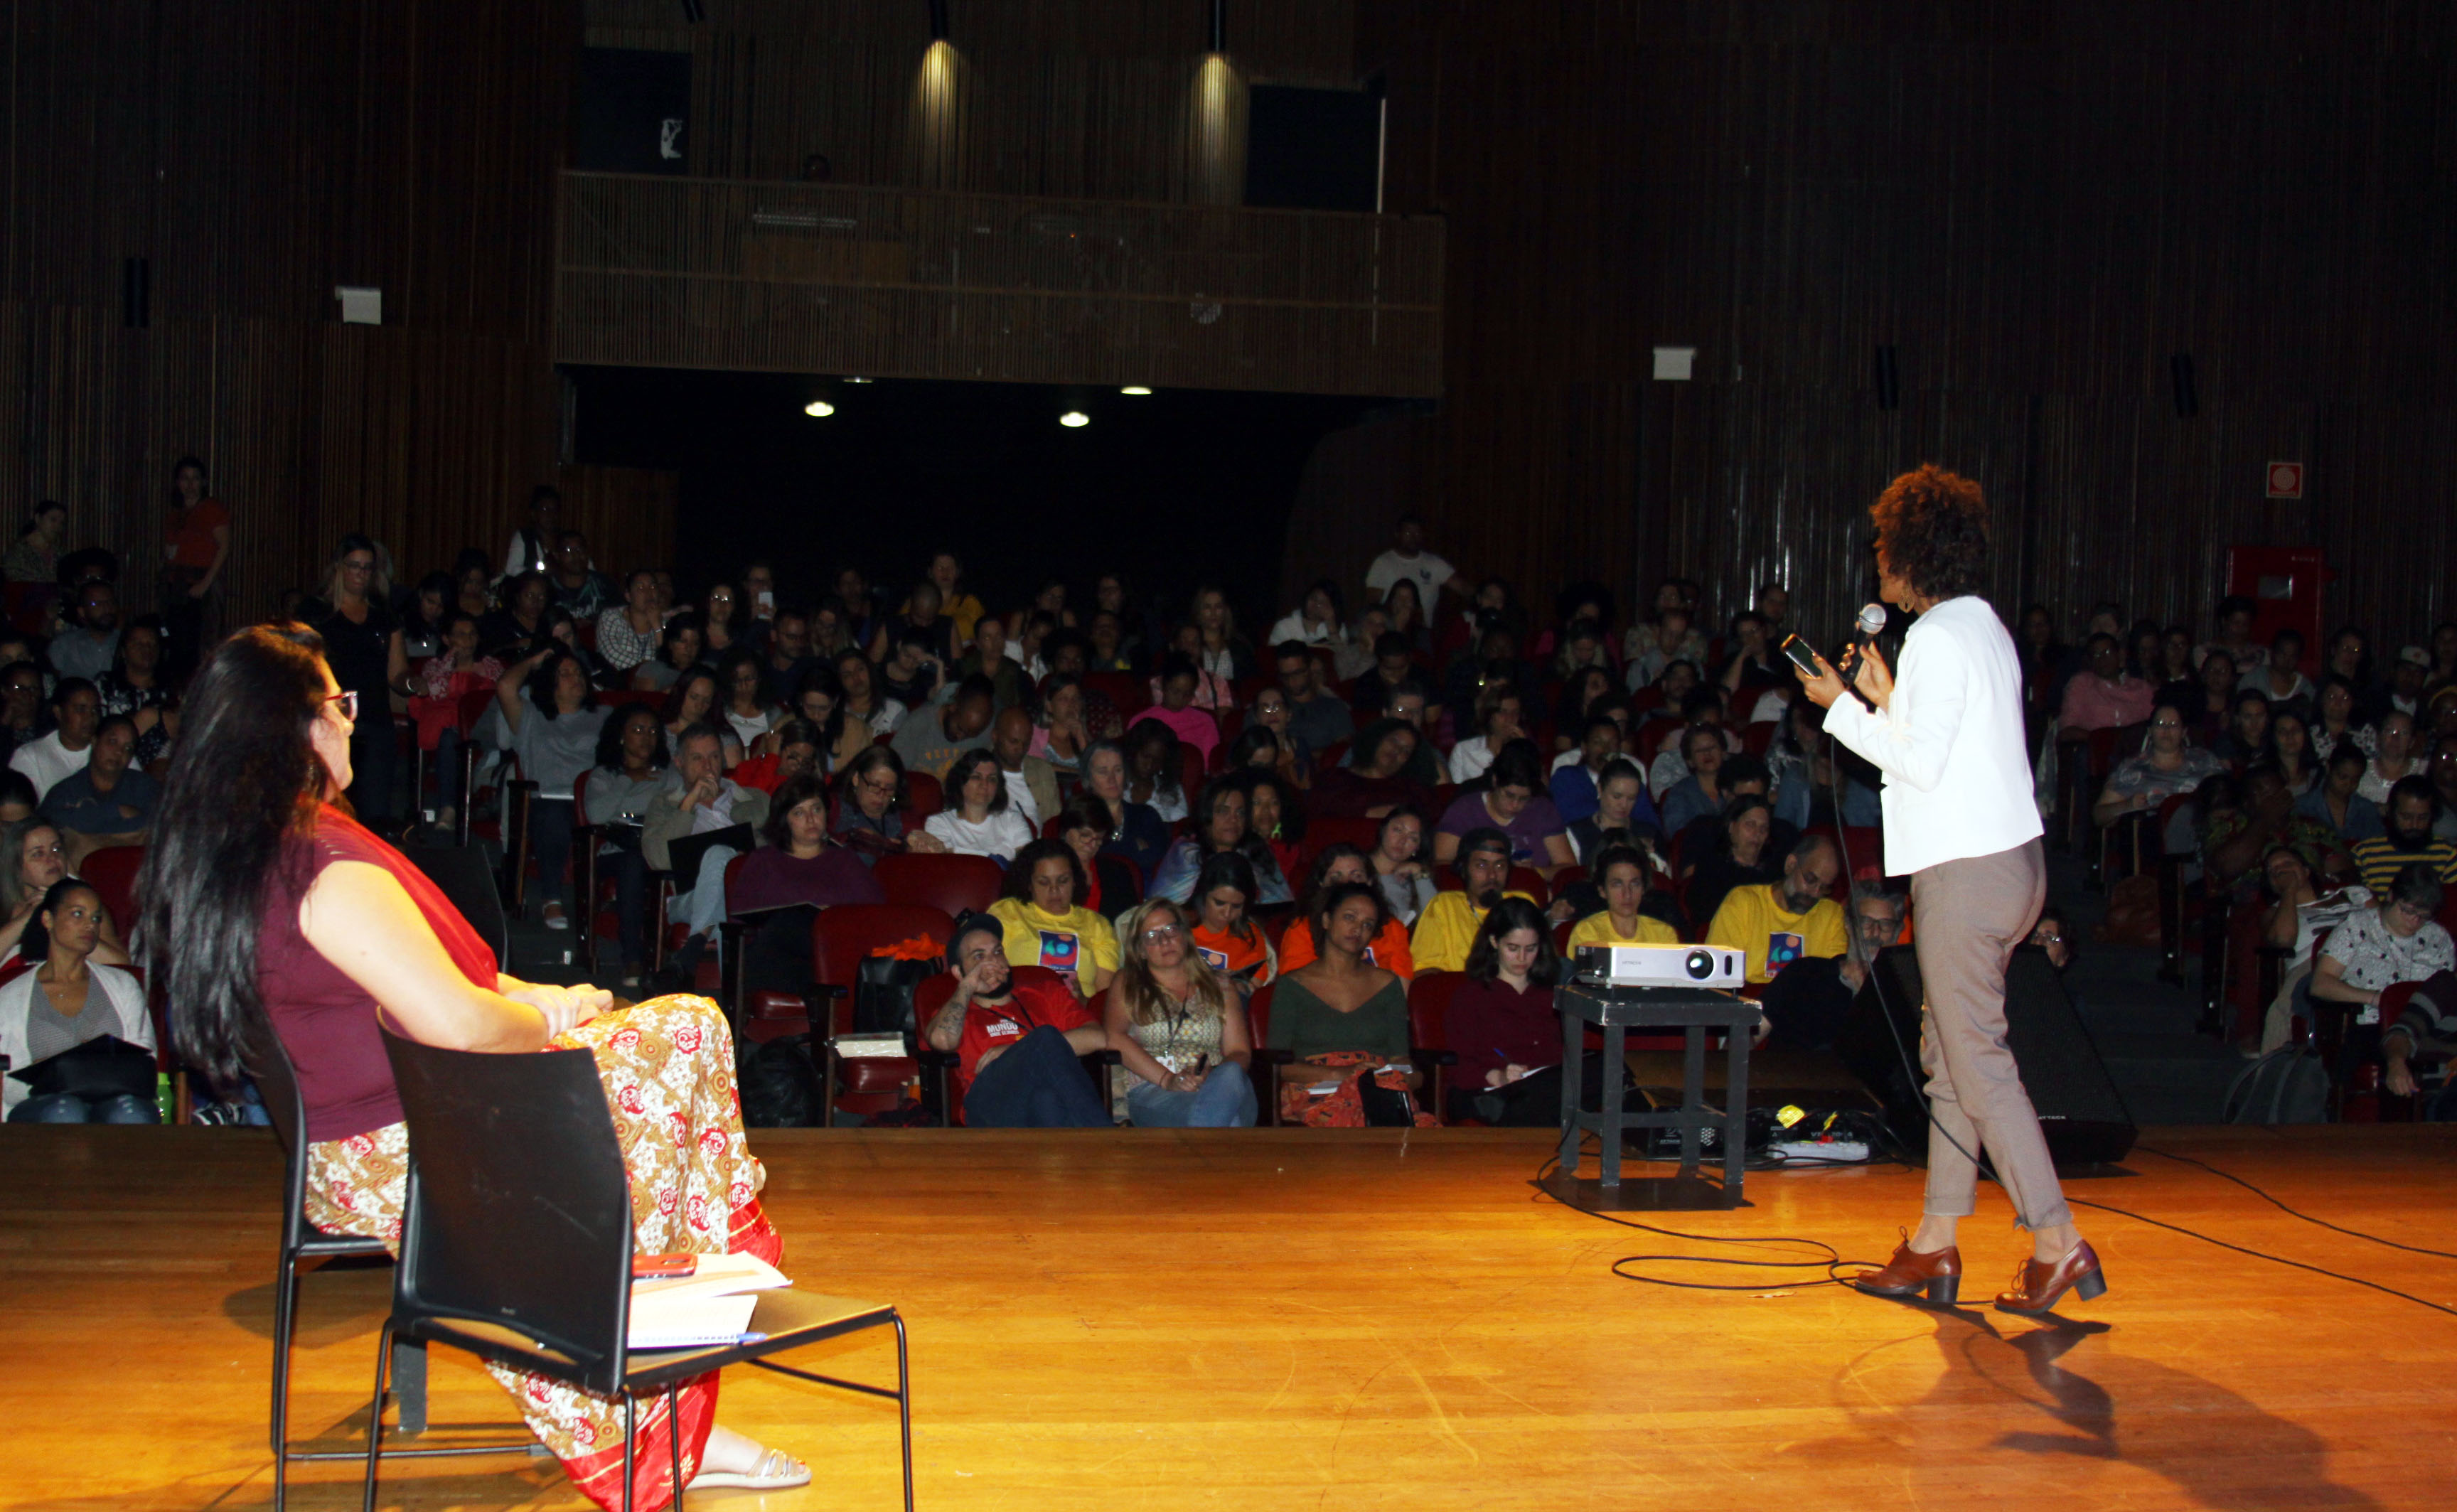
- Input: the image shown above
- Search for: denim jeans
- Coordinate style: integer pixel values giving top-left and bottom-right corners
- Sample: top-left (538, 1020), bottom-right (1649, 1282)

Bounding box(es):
top-left (529, 796), bottom-right (575, 913)
top-left (667, 845), bottom-right (741, 948)
top-left (9, 1092), bottom-right (156, 1123)
top-left (1125, 1060), bottom-right (1256, 1127)
top-left (961, 1026), bottom-right (1110, 1128)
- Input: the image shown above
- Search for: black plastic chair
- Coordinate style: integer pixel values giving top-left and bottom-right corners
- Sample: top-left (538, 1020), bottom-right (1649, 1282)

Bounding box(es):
top-left (367, 1026), bottom-right (912, 1511)
top-left (242, 1019), bottom-right (531, 1512)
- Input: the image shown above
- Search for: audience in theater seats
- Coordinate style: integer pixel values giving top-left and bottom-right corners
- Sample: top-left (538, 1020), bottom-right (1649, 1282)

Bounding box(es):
top-left (1757, 881), bottom-right (1905, 1050)
top-left (924, 749), bottom-right (1035, 862)
top-left (43, 715), bottom-right (156, 866)
top-left (1412, 828), bottom-right (1540, 974)
top-left (732, 771), bottom-right (886, 1001)
top-left (1129, 653), bottom-right (1224, 767)
top-left (1187, 852), bottom-right (1278, 994)
top-left (2059, 632), bottom-right (2154, 733)
top-left (1448, 686), bottom-right (1526, 786)
top-left (891, 673), bottom-right (995, 781)
top-left (1268, 881), bottom-right (1428, 1125)
top-left (2244, 626), bottom-right (2312, 704)
top-left (2349, 777), bottom-right (2457, 901)
top-left (2360, 710), bottom-right (2422, 805)
top-left (2311, 675), bottom-right (2374, 762)
top-left (4, 498), bottom-right (64, 585)
top-left (834, 646), bottom-right (905, 736)
top-left (0, 879), bottom-right (154, 1123)
top-left (713, 646), bottom-right (781, 753)
top-left (1268, 579), bottom-right (1347, 653)
top-left (1248, 771), bottom-right (1305, 885)
top-left (1348, 632), bottom-right (1423, 722)
top-left (1307, 719), bottom-right (1428, 821)
top-left (2208, 687), bottom-right (2272, 768)
top-left (2296, 744), bottom-right (2387, 846)
top-left (579, 705), bottom-right (679, 986)
top-left (593, 569), bottom-right (662, 673)
top-left (2312, 864), bottom-right (2454, 1083)
top-left (2201, 762), bottom-right (2348, 899)
top-left (643, 722), bottom-right (770, 980)
top-left (48, 580), bottom-right (120, 683)
top-left (833, 746), bottom-right (936, 864)
top-left (987, 707), bottom-right (1059, 826)
top-left (1151, 775), bottom-right (1293, 907)
top-left (1568, 759), bottom-right (1658, 864)
top-left (1546, 714), bottom-right (1621, 826)
top-left (697, 581), bottom-right (745, 660)
top-left (1647, 687), bottom-right (1738, 799)
top-left (731, 717), bottom-right (823, 796)
top-left (0, 661), bottom-right (46, 765)
top-left (0, 818), bottom-right (131, 973)
top-left (309, 537), bottom-right (408, 830)
top-left (1681, 794), bottom-right (1785, 927)
top-left (1656, 724), bottom-right (1738, 837)
top-left (1028, 672), bottom-right (1093, 773)
top-left (988, 839), bottom-right (1120, 999)
top-left (9, 678), bottom-right (98, 802)
top-left (0, 771), bottom-right (36, 825)
top-left (956, 614), bottom-right (1028, 712)
top-left (1101, 897), bottom-right (1258, 1127)
top-left (497, 645), bottom-right (607, 932)
top-left (763, 605), bottom-right (818, 692)
top-left (1125, 719), bottom-right (1189, 823)
top-left (1076, 739), bottom-right (1171, 881)
top-left (1364, 515), bottom-right (1467, 616)
top-left (924, 910), bottom-right (1108, 1128)
top-left (1054, 800), bottom-right (1142, 921)
top-left (1446, 896), bottom-right (1585, 1125)
top-left (1273, 640), bottom-right (1354, 756)
top-left (879, 621), bottom-right (948, 709)
top-left (547, 530), bottom-right (619, 621)
top-left (2383, 644), bottom-right (2432, 719)
top-left (1280, 843), bottom-right (1416, 977)
top-left (1705, 832), bottom-right (1846, 987)
top-left (1624, 604), bottom-right (1708, 690)
top-left (2094, 700), bottom-right (2227, 827)
top-left (1565, 845), bottom-right (1679, 950)
top-left (1435, 741), bottom-right (1573, 873)
top-left (1184, 584), bottom-right (1255, 682)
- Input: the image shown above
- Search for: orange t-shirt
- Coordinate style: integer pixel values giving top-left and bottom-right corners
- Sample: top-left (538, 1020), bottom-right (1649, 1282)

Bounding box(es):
top-left (1192, 924), bottom-right (1272, 981)
top-left (1276, 915), bottom-right (1415, 979)
top-left (168, 498), bottom-right (230, 569)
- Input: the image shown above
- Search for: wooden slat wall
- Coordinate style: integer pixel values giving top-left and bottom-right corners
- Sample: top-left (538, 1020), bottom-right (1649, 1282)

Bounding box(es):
top-left (554, 173), bottom-right (1444, 395)
top-left (586, 0), bottom-right (1355, 198)
top-left (0, 0), bottom-right (584, 621)
top-left (1288, 2), bottom-right (2457, 643)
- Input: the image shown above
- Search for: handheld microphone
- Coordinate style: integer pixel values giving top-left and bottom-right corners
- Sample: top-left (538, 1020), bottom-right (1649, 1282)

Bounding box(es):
top-left (1838, 603), bottom-right (1888, 682)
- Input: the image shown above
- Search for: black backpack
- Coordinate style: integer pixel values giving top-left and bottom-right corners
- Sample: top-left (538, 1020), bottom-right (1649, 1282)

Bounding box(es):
top-left (2224, 1048), bottom-right (2330, 1125)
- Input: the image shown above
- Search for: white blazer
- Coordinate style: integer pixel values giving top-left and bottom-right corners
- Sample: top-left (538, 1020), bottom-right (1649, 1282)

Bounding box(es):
top-left (1821, 595), bottom-right (2044, 876)
top-left (0, 962), bottom-right (153, 1115)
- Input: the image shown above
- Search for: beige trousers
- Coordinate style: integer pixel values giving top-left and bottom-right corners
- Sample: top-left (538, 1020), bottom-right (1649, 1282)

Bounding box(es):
top-left (1907, 839), bottom-right (2069, 1229)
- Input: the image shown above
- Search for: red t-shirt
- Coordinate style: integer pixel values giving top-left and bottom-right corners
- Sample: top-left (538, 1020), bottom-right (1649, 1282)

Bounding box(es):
top-left (257, 805), bottom-right (498, 1141)
top-left (952, 968), bottom-right (1096, 1093)
top-left (168, 498), bottom-right (230, 570)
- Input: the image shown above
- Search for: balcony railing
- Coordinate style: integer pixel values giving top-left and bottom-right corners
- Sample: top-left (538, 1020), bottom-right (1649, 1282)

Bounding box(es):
top-left (554, 172), bottom-right (1442, 397)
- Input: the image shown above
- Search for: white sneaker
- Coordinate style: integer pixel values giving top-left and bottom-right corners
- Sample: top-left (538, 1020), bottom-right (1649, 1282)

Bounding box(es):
top-left (542, 907), bottom-right (570, 931)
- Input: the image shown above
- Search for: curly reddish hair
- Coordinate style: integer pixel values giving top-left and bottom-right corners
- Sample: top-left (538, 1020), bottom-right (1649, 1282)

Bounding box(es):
top-left (1870, 464), bottom-right (1989, 601)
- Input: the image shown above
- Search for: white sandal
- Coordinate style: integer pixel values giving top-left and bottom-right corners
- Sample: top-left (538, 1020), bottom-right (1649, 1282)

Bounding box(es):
top-left (687, 1446), bottom-right (810, 1492)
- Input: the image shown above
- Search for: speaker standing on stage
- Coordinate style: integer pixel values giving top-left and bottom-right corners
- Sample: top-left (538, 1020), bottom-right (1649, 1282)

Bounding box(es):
top-left (1796, 464), bottom-right (2106, 1317)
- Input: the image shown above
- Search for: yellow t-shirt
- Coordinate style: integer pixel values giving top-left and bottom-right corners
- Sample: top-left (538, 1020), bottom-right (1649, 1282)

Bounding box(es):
top-left (1703, 884), bottom-right (1848, 985)
top-left (1408, 888), bottom-right (1540, 973)
top-left (987, 897), bottom-right (1120, 996)
top-left (1565, 911), bottom-right (1680, 951)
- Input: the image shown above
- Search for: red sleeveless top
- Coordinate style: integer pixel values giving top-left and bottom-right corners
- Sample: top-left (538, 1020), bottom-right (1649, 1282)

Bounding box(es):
top-left (257, 806), bottom-right (498, 1142)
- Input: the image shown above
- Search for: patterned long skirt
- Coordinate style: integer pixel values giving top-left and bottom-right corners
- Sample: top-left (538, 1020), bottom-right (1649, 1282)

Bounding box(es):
top-left (302, 995), bottom-right (780, 1512)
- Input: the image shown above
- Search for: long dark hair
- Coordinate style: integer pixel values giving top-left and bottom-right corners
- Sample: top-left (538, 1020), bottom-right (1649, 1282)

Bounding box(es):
top-left (525, 645), bottom-right (596, 722)
top-left (594, 702), bottom-right (668, 772)
top-left (141, 625), bottom-right (334, 1087)
top-left (21, 877), bottom-right (100, 963)
top-left (1002, 837), bottom-right (1087, 907)
top-left (1465, 896), bottom-right (1560, 987)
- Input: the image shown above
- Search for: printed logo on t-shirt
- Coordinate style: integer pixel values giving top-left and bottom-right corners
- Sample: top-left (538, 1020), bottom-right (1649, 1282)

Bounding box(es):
top-left (1197, 945), bottom-right (1230, 972)
top-left (1037, 929), bottom-right (1081, 978)
top-left (984, 1019), bottom-right (1022, 1039)
top-left (1361, 945), bottom-right (1379, 967)
top-left (1765, 931), bottom-right (1806, 977)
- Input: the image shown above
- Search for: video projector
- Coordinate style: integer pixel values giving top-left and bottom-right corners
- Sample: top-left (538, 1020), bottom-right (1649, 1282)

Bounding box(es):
top-left (1571, 942), bottom-right (1746, 990)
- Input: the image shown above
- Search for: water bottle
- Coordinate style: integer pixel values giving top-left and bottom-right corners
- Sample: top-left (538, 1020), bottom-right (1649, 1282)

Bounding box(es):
top-left (155, 1071), bottom-right (174, 1125)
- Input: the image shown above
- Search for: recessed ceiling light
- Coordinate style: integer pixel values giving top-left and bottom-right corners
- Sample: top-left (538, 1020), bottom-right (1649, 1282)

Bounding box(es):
top-left (803, 400), bottom-right (835, 417)
top-left (1119, 385), bottom-right (1153, 396)
top-left (845, 376), bottom-right (873, 384)
top-left (1059, 411), bottom-right (1090, 428)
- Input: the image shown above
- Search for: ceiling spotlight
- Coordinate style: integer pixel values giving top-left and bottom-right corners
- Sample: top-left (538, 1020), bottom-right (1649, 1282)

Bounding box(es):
top-left (845, 375), bottom-right (873, 384)
top-left (804, 400), bottom-right (835, 417)
top-left (1119, 385), bottom-right (1153, 396)
top-left (1059, 410), bottom-right (1090, 428)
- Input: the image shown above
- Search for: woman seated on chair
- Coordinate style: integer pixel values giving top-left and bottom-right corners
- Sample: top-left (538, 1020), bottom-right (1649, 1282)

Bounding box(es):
top-left (495, 644), bottom-right (609, 934)
top-left (1681, 793), bottom-right (1782, 930)
top-left (0, 817), bottom-right (132, 968)
top-left (1310, 718), bottom-right (1433, 820)
top-left (1149, 773), bottom-right (1294, 908)
top-left (1055, 800), bottom-right (1145, 921)
top-left (579, 704), bottom-right (680, 990)
top-left (830, 745), bottom-right (948, 864)
top-left (733, 772), bottom-right (885, 999)
top-left (2093, 699), bottom-right (2227, 830)
top-left (1187, 852), bottom-right (1278, 998)
top-left (659, 666), bottom-right (744, 769)
top-left (987, 838), bottom-right (1120, 999)
top-left (1266, 881), bottom-right (1432, 1127)
top-left (1444, 896), bottom-right (1596, 1126)
top-left (147, 624), bottom-right (806, 1508)
top-left (1565, 843), bottom-right (1680, 951)
top-left (1278, 842), bottom-right (1414, 978)
top-left (0, 879), bottom-right (153, 1122)
top-left (1105, 897), bottom-right (1257, 1127)
top-left (922, 749), bottom-right (1035, 862)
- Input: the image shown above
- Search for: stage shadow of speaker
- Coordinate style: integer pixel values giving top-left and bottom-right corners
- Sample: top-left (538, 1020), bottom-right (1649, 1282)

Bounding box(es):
top-left (1818, 1304), bottom-right (2380, 1509)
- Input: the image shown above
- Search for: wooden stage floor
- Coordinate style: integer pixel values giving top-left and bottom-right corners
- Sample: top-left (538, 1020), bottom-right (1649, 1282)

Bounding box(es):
top-left (4, 1124), bottom-right (2454, 1511)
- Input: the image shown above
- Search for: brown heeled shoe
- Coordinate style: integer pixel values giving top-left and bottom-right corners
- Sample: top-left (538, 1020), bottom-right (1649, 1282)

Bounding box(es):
top-left (1850, 1230), bottom-right (1963, 1305)
top-left (1993, 1240), bottom-right (2107, 1317)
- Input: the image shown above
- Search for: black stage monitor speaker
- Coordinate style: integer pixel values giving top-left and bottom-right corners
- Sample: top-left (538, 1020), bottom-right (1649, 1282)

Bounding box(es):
top-left (1836, 943), bottom-right (2136, 1167)
top-left (405, 842), bottom-right (510, 972)
top-left (576, 48), bottom-right (691, 174)
top-left (1245, 85), bottom-right (1380, 212)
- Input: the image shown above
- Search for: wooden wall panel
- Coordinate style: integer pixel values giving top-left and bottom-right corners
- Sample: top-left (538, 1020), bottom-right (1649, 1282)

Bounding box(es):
top-left (1302, 1), bottom-right (2457, 645)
